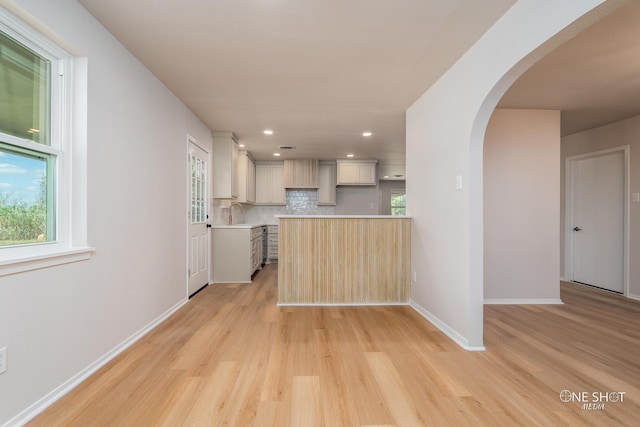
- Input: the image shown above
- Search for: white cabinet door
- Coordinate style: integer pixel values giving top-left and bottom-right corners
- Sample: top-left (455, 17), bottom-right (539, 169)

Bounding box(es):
top-left (255, 165), bottom-right (270, 204)
top-left (336, 160), bottom-right (377, 185)
top-left (357, 163), bottom-right (376, 185)
top-left (255, 163), bottom-right (285, 205)
top-left (212, 132), bottom-right (239, 198)
top-left (337, 162), bottom-right (358, 184)
top-left (236, 151), bottom-right (255, 204)
top-left (270, 165), bottom-right (286, 204)
top-left (247, 157), bottom-right (256, 203)
top-left (318, 163), bottom-right (336, 205)
top-left (231, 140), bottom-right (238, 197)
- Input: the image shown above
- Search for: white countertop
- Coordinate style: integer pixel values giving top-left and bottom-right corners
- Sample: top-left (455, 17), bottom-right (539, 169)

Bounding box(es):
top-left (211, 223), bottom-right (269, 229)
top-left (275, 215), bottom-right (412, 219)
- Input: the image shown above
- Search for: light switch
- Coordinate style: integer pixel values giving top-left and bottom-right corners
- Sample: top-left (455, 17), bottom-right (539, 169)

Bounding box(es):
top-left (632, 193), bottom-right (640, 203)
top-left (455, 175), bottom-right (463, 191)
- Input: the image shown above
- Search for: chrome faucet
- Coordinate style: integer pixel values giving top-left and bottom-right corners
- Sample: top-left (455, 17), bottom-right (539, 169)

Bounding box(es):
top-left (228, 201), bottom-right (243, 225)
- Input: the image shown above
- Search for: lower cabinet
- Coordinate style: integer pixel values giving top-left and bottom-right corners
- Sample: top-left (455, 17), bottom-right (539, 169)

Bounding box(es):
top-left (266, 225), bottom-right (278, 263)
top-left (212, 226), bottom-right (263, 283)
top-left (250, 227), bottom-right (263, 273)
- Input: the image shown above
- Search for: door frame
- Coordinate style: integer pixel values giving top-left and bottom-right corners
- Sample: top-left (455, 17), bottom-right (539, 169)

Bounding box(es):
top-left (186, 134), bottom-right (211, 298)
top-left (564, 145), bottom-right (629, 296)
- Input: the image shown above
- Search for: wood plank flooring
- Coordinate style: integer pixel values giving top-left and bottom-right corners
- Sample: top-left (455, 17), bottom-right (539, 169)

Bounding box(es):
top-left (29, 267), bottom-right (640, 426)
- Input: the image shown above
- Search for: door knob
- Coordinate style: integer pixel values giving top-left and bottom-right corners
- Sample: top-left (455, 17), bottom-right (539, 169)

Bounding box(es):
top-left (573, 226), bottom-right (582, 231)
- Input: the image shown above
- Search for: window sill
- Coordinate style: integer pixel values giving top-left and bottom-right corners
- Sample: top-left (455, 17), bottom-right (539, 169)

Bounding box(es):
top-left (0, 246), bottom-right (95, 277)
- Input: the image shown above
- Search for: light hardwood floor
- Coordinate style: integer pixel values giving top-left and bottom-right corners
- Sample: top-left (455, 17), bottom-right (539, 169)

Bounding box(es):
top-left (29, 265), bottom-right (640, 426)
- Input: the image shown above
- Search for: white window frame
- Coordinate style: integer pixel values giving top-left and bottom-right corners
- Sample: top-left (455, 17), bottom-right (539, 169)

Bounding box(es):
top-left (0, 7), bottom-right (93, 276)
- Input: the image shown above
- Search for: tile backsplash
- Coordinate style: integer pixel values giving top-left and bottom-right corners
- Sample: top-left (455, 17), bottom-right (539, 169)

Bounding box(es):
top-left (285, 190), bottom-right (333, 215)
top-left (243, 190), bottom-right (335, 224)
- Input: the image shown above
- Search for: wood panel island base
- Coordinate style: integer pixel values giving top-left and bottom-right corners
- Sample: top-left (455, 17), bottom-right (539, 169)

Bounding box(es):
top-left (277, 215), bottom-right (411, 305)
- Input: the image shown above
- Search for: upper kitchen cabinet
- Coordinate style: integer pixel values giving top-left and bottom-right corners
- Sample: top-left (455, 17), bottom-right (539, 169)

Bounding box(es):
top-left (336, 160), bottom-right (378, 185)
top-left (212, 131), bottom-right (239, 199)
top-left (236, 150), bottom-right (256, 204)
top-left (284, 159), bottom-right (319, 188)
top-left (255, 161), bottom-right (286, 205)
top-left (318, 161), bottom-right (336, 205)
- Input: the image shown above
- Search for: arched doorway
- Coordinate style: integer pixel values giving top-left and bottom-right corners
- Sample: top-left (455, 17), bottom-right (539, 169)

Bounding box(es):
top-left (406, 0), bottom-right (623, 350)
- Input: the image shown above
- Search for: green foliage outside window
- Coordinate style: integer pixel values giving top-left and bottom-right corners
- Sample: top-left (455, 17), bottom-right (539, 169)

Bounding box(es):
top-left (391, 191), bottom-right (406, 216)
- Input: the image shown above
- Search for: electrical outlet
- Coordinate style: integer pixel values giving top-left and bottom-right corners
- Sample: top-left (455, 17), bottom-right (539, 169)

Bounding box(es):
top-left (412, 270), bottom-right (417, 282)
top-left (0, 346), bottom-right (7, 374)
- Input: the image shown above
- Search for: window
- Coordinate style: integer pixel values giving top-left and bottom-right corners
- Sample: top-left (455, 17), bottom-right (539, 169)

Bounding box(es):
top-left (390, 190), bottom-right (406, 216)
top-left (191, 153), bottom-right (207, 223)
top-left (0, 7), bottom-right (91, 274)
top-left (0, 25), bottom-right (58, 247)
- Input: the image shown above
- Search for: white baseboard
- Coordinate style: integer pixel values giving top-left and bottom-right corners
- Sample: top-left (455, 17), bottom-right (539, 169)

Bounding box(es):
top-left (277, 302), bottom-right (409, 307)
top-left (627, 293), bottom-right (640, 302)
top-left (4, 298), bottom-right (188, 427)
top-left (408, 299), bottom-right (485, 352)
top-left (484, 298), bottom-right (564, 305)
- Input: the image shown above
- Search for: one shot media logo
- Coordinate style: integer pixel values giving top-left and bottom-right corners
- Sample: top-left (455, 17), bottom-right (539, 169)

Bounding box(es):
top-left (559, 390), bottom-right (626, 410)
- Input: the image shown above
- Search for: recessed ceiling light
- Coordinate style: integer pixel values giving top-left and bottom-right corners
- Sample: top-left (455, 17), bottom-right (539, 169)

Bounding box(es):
top-left (362, 132), bottom-right (372, 137)
top-left (347, 154), bottom-right (354, 158)
top-left (264, 130), bottom-right (273, 135)
top-left (384, 175), bottom-right (390, 178)
top-left (273, 152), bottom-right (281, 157)
top-left (238, 144), bottom-right (245, 148)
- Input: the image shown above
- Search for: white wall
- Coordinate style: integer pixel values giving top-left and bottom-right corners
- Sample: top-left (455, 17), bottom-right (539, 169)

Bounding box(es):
top-left (562, 114), bottom-right (640, 298)
top-left (406, 0), bottom-right (610, 350)
top-left (335, 185), bottom-right (380, 215)
top-left (484, 109), bottom-right (561, 302)
top-left (0, 1), bottom-right (212, 424)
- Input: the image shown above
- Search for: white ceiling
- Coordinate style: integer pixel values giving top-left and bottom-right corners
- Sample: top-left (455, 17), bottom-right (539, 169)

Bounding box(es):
top-left (77, 0), bottom-right (516, 176)
top-left (499, 1), bottom-right (640, 136)
top-left (77, 0), bottom-right (640, 172)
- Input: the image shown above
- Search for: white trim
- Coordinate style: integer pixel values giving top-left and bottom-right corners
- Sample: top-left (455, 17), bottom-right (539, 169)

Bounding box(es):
top-left (484, 298), bottom-right (564, 305)
top-left (3, 298), bottom-right (188, 427)
top-left (409, 299), bottom-right (486, 352)
top-left (277, 302), bottom-right (409, 307)
top-left (0, 247), bottom-right (94, 277)
top-left (186, 135), bottom-right (211, 298)
top-left (0, 6), bottom-right (70, 62)
top-left (0, 134), bottom-right (62, 156)
top-left (564, 145), bottom-right (630, 297)
top-left (626, 293), bottom-right (640, 302)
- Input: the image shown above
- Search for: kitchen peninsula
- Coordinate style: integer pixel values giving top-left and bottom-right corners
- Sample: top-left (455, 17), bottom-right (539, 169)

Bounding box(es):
top-left (276, 215), bottom-right (411, 305)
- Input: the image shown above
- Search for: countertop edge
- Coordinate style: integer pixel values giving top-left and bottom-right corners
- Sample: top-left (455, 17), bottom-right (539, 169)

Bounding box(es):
top-left (211, 223), bottom-right (276, 229)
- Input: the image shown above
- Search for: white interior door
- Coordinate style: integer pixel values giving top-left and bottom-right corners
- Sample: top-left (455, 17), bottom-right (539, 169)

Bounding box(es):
top-left (570, 150), bottom-right (624, 293)
top-left (188, 141), bottom-right (210, 296)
